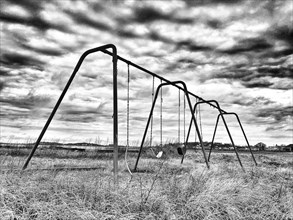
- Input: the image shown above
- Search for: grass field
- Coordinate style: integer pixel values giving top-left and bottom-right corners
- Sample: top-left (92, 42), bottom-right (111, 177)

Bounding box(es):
top-left (0, 146), bottom-right (292, 220)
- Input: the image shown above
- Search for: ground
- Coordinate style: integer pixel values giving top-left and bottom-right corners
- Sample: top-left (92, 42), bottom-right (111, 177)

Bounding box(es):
top-left (0, 147), bottom-right (292, 219)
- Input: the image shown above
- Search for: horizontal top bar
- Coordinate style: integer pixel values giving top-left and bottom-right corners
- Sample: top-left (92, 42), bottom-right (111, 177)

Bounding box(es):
top-left (101, 49), bottom-right (226, 113)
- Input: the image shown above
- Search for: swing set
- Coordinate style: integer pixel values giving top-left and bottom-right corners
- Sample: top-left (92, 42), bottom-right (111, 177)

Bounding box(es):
top-left (21, 44), bottom-right (257, 183)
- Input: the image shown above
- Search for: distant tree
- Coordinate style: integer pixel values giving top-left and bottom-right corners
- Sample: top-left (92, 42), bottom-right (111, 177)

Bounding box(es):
top-left (277, 144), bottom-right (293, 152)
top-left (255, 142), bottom-right (266, 151)
top-left (287, 144), bottom-right (293, 152)
top-left (276, 144), bottom-right (286, 152)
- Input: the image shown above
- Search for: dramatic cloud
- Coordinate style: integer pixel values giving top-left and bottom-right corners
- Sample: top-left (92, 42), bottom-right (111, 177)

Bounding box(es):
top-left (133, 6), bottom-right (194, 24)
top-left (228, 93), bottom-right (275, 106)
top-left (0, 92), bottom-right (52, 111)
top-left (219, 38), bottom-right (273, 54)
top-left (66, 11), bottom-right (112, 32)
top-left (0, 52), bottom-right (45, 70)
top-left (0, 0), bottom-right (292, 145)
top-left (256, 106), bottom-right (292, 123)
top-left (0, 1), bottom-right (70, 33)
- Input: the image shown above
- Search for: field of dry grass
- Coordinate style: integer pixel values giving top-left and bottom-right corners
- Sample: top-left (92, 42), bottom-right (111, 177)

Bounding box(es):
top-left (0, 147), bottom-right (292, 220)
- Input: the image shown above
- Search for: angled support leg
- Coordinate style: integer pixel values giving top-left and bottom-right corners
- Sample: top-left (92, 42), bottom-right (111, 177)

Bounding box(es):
top-left (184, 100), bottom-right (224, 164)
top-left (208, 114), bottom-right (220, 162)
top-left (210, 101), bottom-right (244, 169)
top-left (22, 44), bottom-right (119, 183)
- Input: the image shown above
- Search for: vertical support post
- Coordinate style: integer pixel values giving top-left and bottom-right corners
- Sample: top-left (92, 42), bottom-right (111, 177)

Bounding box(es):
top-left (112, 49), bottom-right (118, 185)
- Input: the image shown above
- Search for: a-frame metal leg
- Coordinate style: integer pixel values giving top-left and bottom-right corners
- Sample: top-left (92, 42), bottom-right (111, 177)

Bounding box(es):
top-left (218, 113), bottom-right (244, 169)
top-left (134, 81), bottom-right (209, 171)
top-left (184, 100), bottom-right (223, 164)
top-left (222, 113), bottom-right (257, 166)
top-left (22, 44), bottom-right (119, 183)
top-left (184, 100), bottom-right (247, 170)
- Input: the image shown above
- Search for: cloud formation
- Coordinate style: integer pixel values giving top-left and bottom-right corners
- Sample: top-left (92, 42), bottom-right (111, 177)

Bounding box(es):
top-left (1, 52), bottom-right (45, 70)
top-left (0, 0), bottom-right (292, 145)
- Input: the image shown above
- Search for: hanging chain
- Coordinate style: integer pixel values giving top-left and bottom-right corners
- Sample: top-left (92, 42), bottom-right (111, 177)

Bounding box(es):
top-left (125, 63), bottom-right (132, 175)
top-left (150, 76), bottom-right (154, 147)
top-left (199, 100), bottom-right (203, 141)
top-left (184, 94), bottom-right (186, 144)
top-left (127, 64), bottom-right (130, 148)
top-left (178, 90), bottom-right (180, 143)
top-left (195, 97), bottom-right (198, 143)
top-left (160, 79), bottom-right (163, 147)
top-left (195, 97), bottom-right (203, 144)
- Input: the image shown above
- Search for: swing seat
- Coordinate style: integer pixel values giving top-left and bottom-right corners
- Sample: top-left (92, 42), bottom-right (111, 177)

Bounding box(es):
top-left (177, 144), bottom-right (186, 155)
top-left (156, 151), bottom-right (163, 158)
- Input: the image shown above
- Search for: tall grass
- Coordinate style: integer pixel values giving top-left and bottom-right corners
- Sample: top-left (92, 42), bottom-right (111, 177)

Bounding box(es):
top-left (0, 150), bottom-right (292, 219)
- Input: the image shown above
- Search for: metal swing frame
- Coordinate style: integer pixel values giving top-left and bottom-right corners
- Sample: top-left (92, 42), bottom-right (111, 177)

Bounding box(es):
top-left (133, 81), bottom-right (210, 172)
top-left (184, 100), bottom-right (257, 167)
top-left (208, 111), bottom-right (257, 166)
top-left (21, 44), bottom-right (257, 184)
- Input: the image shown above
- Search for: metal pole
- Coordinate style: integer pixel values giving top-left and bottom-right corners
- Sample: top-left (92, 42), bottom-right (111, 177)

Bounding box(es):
top-left (208, 114), bottom-right (220, 162)
top-left (112, 47), bottom-right (118, 185)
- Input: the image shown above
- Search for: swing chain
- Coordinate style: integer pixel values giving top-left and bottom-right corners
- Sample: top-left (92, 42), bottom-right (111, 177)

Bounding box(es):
top-left (160, 79), bottom-right (163, 148)
top-left (125, 63), bottom-right (132, 175)
top-left (178, 90), bottom-right (181, 143)
top-left (150, 76), bottom-right (154, 148)
top-left (184, 94), bottom-right (186, 144)
top-left (127, 64), bottom-right (130, 147)
top-left (195, 97), bottom-right (203, 144)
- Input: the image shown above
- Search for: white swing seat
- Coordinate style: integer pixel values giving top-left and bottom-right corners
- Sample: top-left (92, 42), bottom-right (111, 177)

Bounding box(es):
top-left (156, 151), bottom-right (163, 158)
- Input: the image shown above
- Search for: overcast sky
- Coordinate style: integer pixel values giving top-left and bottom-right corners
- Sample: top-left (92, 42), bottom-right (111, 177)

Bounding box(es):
top-left (0, 0), bottom-right (292, 146)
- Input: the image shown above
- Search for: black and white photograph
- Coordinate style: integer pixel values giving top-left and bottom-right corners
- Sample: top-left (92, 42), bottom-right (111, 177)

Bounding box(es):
top-left (0, 0), bottom-right (292, 219)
